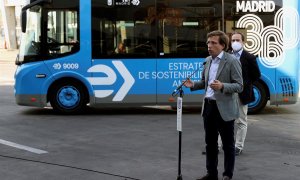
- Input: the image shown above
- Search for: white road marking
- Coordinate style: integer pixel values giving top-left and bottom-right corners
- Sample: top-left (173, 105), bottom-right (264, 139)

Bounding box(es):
top-left (0, 139), bottom-right (48, 154)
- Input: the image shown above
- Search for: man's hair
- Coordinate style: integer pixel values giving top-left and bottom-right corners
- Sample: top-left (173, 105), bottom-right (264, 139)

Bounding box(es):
top-left (231, 31), bottom-right (245, 42)
top-left (207, 30), bottom-right (229, 51)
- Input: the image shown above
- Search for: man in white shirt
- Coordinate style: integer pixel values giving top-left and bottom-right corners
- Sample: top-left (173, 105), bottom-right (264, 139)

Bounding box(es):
top-left (184, 30), bottom-right (243, 180)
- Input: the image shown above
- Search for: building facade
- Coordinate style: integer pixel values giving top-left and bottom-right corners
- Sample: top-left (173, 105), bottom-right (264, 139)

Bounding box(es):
top-left (0, 0), bottom-right (29, 49)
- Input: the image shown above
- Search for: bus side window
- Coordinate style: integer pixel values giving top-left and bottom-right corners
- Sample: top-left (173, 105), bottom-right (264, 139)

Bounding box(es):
top-left (92, 2), bottom-right (157, 58)
top-left (46, 10), bottom-right (79, 58)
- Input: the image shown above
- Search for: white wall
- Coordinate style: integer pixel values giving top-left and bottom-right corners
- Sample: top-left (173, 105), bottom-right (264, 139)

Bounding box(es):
top-left (0, 0), bottom-right (29, 49)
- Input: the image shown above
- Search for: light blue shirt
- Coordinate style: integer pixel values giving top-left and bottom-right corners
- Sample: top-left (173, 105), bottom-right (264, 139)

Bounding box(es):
top-left (233, 49), bottom-right (243, 60)
top-left (205, 51), bottom-right (224, 100)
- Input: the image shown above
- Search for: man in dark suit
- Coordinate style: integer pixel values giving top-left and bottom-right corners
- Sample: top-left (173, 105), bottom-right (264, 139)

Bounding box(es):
top-left (184, 30), bottom-right (243, 180)
top-left (230, 32), bottom-right (261, 155)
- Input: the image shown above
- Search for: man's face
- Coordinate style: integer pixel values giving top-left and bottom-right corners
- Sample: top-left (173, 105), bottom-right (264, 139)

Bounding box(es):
top-left (207, 36), bottom-right (225, 58)
top-left (231, 34), bottom-right (243, 44)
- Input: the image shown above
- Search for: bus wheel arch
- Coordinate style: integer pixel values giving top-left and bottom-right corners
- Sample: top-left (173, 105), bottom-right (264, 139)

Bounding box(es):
top-left (248, 80), bottom-right (269, 114)
top-left (48, 78), bottom-right (89, 114)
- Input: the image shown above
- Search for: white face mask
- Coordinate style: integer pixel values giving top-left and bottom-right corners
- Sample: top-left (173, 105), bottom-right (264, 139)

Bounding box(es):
top-left (231, 41), bottom-right (243, 52)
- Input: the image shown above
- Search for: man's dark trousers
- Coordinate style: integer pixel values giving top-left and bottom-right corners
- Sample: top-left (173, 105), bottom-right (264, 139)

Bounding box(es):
top-left (203, 98), bottom-right (235, 178)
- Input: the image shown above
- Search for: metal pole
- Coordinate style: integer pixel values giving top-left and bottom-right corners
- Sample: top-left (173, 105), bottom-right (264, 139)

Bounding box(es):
top-left (176, 88), bottom-right (183, 180)
top-left (222, 0), bottom-right (225, 32)
top-left (177, 131), bottom-right (182, 180)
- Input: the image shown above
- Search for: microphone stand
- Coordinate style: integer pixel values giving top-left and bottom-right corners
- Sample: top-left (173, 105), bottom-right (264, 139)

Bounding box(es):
top-left (172, 62), bottom-right (205, 180)
top-left (175, 86), bottom-right (183, 180)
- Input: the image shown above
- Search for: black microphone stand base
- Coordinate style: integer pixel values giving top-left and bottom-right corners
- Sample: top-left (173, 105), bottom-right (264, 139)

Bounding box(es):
top-left (177, 175), bottom-right (183, 180)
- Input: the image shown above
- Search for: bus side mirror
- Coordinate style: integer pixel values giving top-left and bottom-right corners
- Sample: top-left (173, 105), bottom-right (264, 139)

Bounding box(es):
top-left (21, 10), bottom-right (27, 33)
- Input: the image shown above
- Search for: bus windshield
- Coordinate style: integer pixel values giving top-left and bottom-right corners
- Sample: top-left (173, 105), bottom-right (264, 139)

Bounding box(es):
top-left (19, 6), bottom-right (42, 64)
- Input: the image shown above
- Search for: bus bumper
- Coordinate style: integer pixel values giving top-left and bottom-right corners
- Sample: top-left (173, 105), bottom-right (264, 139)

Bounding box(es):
top-left (270, 92), bottom-right (299, 105)
top-left (15, 94), bottom-right (47, 108)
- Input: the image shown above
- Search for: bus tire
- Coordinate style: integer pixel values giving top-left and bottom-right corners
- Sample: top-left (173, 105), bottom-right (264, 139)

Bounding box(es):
top-left (248, 81), bottom-right (268, 114)
top-left (49, 79), bottom-right (88, 114)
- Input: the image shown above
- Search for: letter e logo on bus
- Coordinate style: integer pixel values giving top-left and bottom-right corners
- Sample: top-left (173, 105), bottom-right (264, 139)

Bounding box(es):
top-left (87, 61), bottom-right (135, 101)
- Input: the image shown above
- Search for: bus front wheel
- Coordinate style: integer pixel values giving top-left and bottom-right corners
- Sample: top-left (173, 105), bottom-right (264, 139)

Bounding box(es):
top-left (49, 80), bottom-right (88, 114)
top-left (248, 81), bottom-right (268, 114)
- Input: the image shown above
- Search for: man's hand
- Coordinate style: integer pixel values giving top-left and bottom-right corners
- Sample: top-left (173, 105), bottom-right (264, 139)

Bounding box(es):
top-left (210, 80), bottom-right (223, 90)
top-left (182, 79), bottom-right (194, 88)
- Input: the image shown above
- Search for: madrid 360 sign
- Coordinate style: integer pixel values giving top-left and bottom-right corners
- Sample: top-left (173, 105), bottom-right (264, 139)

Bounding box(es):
top-left (236, 1), bottom-right (300, 68)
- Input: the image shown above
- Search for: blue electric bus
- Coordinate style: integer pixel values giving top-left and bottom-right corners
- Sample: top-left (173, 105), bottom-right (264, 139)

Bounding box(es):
top-left (15, 0), bottom-right (300, 114)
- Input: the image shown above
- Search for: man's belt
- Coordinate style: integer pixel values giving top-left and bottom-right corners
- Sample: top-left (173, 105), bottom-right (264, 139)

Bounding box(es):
top-left (205, 98), bottom-right (216, 104)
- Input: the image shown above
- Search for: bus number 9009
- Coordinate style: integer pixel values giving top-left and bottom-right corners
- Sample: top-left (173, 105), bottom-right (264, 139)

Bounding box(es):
top-left (63, 63), bottom-right (79, 70)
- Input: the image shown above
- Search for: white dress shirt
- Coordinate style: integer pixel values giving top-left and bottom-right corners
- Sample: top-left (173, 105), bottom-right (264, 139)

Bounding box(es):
top-left (205, 51), bottom-right (224, 100)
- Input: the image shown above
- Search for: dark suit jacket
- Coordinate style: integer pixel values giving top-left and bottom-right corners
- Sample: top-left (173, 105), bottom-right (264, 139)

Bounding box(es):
top-left (239, 50), bottom-right (261, 105)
